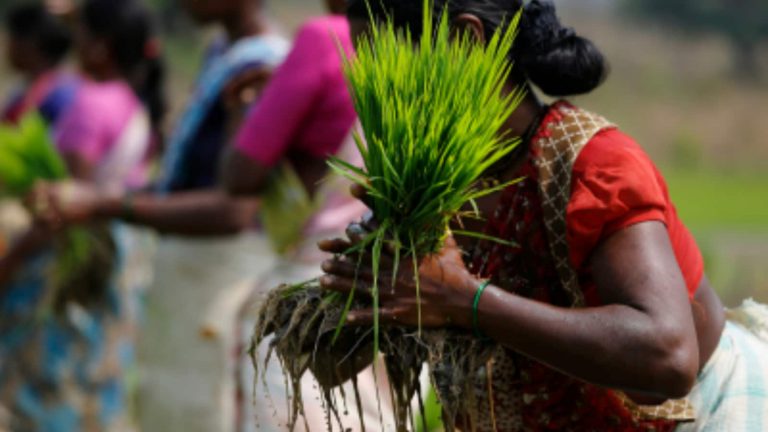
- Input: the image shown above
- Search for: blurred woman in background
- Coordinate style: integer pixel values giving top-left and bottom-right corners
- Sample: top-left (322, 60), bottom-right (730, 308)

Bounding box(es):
top-left (221, 0), bottom-right (389, 429)
top-left (2, 2), bottom-right (77, 125)
top-left (0, 0), bottom-right (164, 430)
top-left (40, 0), bottom-right (386, 429)
top-left (57, 0), bottom-right (163, 188)
top-left (32, 0), bottom-right (290, 430)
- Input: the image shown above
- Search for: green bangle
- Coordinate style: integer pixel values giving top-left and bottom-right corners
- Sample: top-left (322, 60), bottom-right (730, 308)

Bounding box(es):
top-left (472, 280), bottom-right (491, 338)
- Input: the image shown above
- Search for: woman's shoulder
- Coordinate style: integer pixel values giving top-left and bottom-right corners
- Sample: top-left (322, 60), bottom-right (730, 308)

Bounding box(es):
top-left (299, 15), bottom-right (350, 34)
top-left (566, 122), bottom-right (673, 267)
top-left (573, 125), bottom-right (660, 180)
top-left (295, 15), bottom-right (352, 53)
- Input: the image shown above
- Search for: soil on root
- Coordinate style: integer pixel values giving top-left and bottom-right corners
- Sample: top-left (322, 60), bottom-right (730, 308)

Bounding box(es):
top-left (251, 281), bottom-right (502, 431)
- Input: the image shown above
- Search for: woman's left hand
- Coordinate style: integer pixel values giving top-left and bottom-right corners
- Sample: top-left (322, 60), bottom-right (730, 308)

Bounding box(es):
top-left (318, 222), bottom-right (481, 330)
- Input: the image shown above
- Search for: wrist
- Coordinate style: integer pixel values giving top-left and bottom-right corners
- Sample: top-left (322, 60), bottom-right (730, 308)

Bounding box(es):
top-left (447, 276), bottom-right (485, 330)
top-left (472, 279), bottom-right (492, 338)
top-left (96, 189), bottom-right (127, 219)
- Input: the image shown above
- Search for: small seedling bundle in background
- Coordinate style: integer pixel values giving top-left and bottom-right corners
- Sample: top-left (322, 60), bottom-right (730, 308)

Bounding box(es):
top-left (0, 113), bottom-right (115, 314)
top-left (251, 1), bottom-right (524, 430)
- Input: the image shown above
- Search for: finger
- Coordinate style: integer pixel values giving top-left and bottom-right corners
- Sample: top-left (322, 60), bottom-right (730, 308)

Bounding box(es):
top-left (346, 222), bottom-right (370, 244)
top-left (321, 257), bottom-right (376, 281)
top-left (345, 308), bottom-right (375, 326)
top-left (319, 275), bottom-right (373, 297)
top-left (377, 307), bottom-right (412, 326)
top-left (318, 238), bottom-right (353, 254)
top-left (346, 222), bottom-right (402, 260)
top-left (360, 211), bottom-right (379, 231)
top-left (347, 307), bottom-right (410, 327)
top-left (350, 183), bottom-right (368, 200)
top-left (374, 275), bottom-right (403, 300)
top-left (359, 249), bottom-right (396, 270)
top-left (321, 259), bottom-right (401, 295)
top-left (318, 238), bottom-right (396, 270)
top-left (443, 235), bottom-right (458, 249)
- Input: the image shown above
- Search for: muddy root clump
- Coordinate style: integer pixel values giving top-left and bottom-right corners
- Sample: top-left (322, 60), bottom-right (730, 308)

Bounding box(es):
top-left (251, 281), bottom-right (503, 431)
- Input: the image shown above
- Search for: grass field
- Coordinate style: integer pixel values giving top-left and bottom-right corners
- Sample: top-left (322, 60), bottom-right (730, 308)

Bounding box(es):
top-left (666, 170), bottom-right (768, 232)
top-left (661, 168), bottom-right (768, 305)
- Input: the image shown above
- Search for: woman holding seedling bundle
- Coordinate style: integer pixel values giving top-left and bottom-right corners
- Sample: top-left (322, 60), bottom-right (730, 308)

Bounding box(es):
top-left (31, 0), bottom-right (290, 430)
top-left (221, 0), bottom-right (393, 429)
top-left (0, 0), bottom-right (163, 429)
top-left (315, 0), bottom-right (768, 430)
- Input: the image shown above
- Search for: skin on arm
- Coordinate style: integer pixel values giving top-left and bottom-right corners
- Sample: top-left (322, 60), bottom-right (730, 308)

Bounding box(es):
top-left (222, 67), bottom-right (274, 132)
top-left (102, 188), bottom-right (260, 236)
top-left (319, 220), bottom-right (700, 400)
top-left (222, 18), bottom-right (334, 196)
top-left (474, 221), bottom-right (699, 399)
top-left (33, 182), bottom-right (260, 237)
top-left (221, 146), bottom-right (272, 196)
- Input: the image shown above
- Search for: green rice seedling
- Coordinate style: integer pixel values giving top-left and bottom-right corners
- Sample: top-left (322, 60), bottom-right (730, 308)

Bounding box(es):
top-left (0, 114), bottom-right (67, 194)
top-left (251, 1), bottom-right (524, 430)
top-left (0, 113), bottom-right (114, 313)
top-left (328, 0), bottom-right (524, 344)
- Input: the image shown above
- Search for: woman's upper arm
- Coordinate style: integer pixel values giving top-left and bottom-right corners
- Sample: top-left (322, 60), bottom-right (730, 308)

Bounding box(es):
top-left (568, 132), bottom-right (699, 369)
top-left (591, 221), bottom-right (692, 320)
top-left (591, 221), bottom-right (699, 396)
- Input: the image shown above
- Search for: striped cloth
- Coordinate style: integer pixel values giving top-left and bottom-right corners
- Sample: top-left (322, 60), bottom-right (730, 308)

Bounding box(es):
top-left (678, 305), bottom-right (768, 431)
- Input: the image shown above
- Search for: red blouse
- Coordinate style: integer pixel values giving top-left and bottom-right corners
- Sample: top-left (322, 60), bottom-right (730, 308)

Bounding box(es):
top-left (567, 128), bottom-right (704, 303)
top-left (463, 103), bottom-right (691, 430)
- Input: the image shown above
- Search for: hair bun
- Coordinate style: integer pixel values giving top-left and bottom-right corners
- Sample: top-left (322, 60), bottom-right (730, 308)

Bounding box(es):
top-left (516, 0), bottom-right (608, 96)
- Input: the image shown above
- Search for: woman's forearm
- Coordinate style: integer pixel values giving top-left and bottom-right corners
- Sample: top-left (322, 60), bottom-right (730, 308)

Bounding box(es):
top-left (471, 285), bottom-right (698, 399)
top-left (99, 189), bottom-right (260, 236)
top-left (320, 218), bottom-right (699, 399)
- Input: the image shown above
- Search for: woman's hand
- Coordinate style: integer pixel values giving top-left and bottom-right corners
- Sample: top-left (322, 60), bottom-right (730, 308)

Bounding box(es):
top-left (318, 221), bottom-right (481, 330)
top-left (28, 181), bottom-right (114, 229)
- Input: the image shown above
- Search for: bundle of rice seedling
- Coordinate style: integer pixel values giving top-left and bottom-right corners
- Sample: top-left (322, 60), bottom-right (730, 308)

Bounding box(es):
top-left (0, 113), bottom-right (115, 312)
top-left (252, 1), bottom-right (524, 429)
top-left (0, 114), bottom-right (68, 194)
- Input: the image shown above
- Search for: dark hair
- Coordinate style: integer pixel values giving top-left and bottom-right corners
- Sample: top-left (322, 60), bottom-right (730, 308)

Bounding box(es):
top-left (347, 0), bottom-right (608, 96)
top-left (81, 0), bottom-right (166, 129)
top-left (5, 3), bottom-right (72, 65)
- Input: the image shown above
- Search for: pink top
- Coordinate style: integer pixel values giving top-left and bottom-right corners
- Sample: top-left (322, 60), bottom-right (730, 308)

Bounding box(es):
top-left (234, 15), bottom-right (357, 167)
top-left (55, 79), bottom-right (149, 188)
